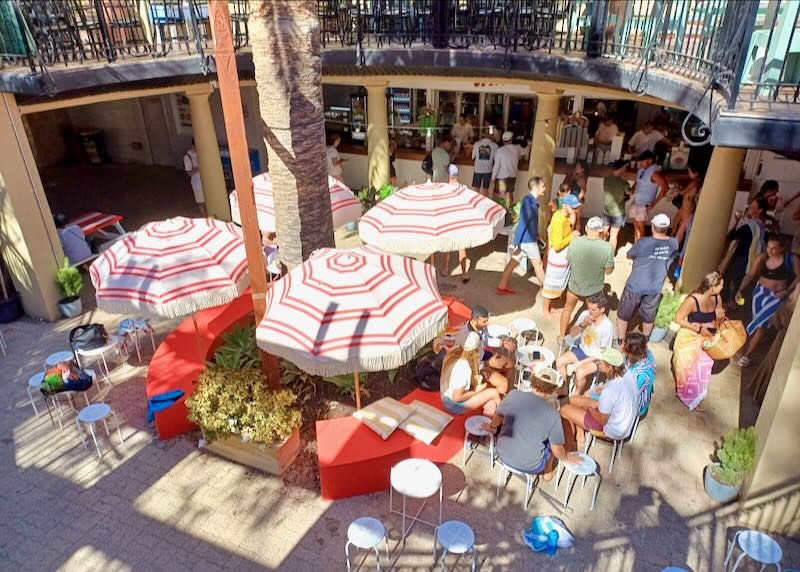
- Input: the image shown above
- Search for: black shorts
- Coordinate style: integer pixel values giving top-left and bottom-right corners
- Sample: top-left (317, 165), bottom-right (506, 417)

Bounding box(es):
top-left (472, 172), bottom-right (491, 189)
top-left (618, 287), bottom-right (661, 324)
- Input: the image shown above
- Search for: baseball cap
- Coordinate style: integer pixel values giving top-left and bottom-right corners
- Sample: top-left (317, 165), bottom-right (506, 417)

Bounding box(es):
top-left (590, 347), bottom-right (625, 367)
top-left (651, 213), bottom-right (670, 227)
top-left (562, 194), bottom-right (580, 209)
top-left (610, 159), bottom-right (628, 170)
top-left (448, 164), bottom-right (459, 177)
top-left (463, 331), bottom-right (481, 352)
top-left (532, 367), bottom-right (564, 388)
top-left (586, 216), bottom-right (604, 232)
top-left (502, 131), bottom-right (514, 142)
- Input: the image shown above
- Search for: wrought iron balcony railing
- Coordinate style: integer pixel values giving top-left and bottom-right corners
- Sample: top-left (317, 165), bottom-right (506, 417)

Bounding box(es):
top-left (0, 1), bottom-right (796, 110)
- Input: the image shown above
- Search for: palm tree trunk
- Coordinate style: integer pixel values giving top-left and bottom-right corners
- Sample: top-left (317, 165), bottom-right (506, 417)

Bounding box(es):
top-left (250, 0), bottom-right (335, 270)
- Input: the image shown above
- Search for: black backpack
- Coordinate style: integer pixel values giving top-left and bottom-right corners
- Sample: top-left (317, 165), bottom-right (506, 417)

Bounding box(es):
top-left (69, 323), bottom-right (108, 362)
top-left (421, 153), bottom-right (433, 175)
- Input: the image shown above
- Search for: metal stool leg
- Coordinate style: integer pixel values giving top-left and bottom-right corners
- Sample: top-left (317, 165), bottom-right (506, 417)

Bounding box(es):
top-left (111, 411), bottom-right (124, 443)
top-left (101, 354), bottom-right (111, 381)
top-left (730, 552), bottom-right (747, 571)
top-left (372, 545), bottom-right (381, 572)
top-left (82, 392), bottom-right (90, 407)
top-left (75, 418), bottom-right (88, 449)
top-left (462, 432), bottom-right (469, 466)
top-left (724, 531), bottom-right (740, 570)
top-left (102, 417), bottom-right (110, 436)
top-left (591, 473), bottom-right (600, 510)
top-left (563, 473), bottom-right (576, 508)
top-left (345, 541), bottom-right (352, 572)
top-left (471, 546), bottom-right (477, 572)
top-left (133, 331), bottom-right (142, 362)
top-left (88, 423), bottom-right (102, 459)
top-left (28, 387), bottom-right (39, 417)
top-left (432, 531), bottom-right (438, 564)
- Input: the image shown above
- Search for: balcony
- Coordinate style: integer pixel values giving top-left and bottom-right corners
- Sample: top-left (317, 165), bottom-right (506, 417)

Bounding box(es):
top-left (1, 1), bottom-right (799, 148)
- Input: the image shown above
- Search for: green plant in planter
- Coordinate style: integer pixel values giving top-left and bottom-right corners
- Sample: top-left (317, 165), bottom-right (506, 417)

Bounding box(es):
top-left (654, 288), bottom-right (684, 328)
top-left (213, 323), bottom-right (259, 370)
top-left (710, 426), bottom-right (756, 486)
top-left (357, 184), bottom-right (396, 212)
top-left (186, 365), bottom-right (300, 445)
top-left (55, 258), bottom-right (83, 301)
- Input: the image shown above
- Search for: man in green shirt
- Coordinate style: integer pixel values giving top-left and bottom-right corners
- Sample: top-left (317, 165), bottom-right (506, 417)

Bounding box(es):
top-left (560, 217), bottom-right (614, 340)
top-left (601, 159), bottom-right (631, 253)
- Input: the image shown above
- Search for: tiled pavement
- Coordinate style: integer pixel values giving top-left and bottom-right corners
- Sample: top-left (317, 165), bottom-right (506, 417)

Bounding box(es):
top-left (1, 231), bottom-right (798, 571)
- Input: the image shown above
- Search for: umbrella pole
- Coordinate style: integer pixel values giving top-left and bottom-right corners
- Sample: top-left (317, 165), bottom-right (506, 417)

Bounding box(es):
top-left (191, 314), bottom-right (204, 362)
top-left (354, 370), bottom-right (362, 410)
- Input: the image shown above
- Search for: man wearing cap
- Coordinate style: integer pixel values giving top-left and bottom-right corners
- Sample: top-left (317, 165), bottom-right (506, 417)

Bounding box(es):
top-left (490, 131), bottom-right (529, 204)
top-left (559, 346), bottom-right (640, 449)
top-left (602, 159), bottom-right (632, 253)
top-left (442, 164), bottom-right (470, 282)
top-left (630, 151), bottom-right (669, 242)
top-left (482, 376), bottom-right (573, 480)
top-left (496, 176), bottom-right (547, 295)
top-left (560, 217), bottom-right (614, 340)
top-left (617, 213), bottom-right (679, 343)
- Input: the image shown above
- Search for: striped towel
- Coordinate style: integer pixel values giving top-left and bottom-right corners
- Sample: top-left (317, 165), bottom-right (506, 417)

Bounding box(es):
top-left (397, 400), bottom-right (454, 445)
top-left (542, 246), bottom-right (570, 299)
top-left (746, 283), bottom-right (783, 335)
top-left (352, 397), bottom-right (415, 440)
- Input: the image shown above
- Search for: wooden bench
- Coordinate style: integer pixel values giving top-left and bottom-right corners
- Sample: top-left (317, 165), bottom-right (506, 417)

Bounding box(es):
top-left (145, 293), bottom-right (253, 440)
top-left (316, 389), bottom-right (470, 500)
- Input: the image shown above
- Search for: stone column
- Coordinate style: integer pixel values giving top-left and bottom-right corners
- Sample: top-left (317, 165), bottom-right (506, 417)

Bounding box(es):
top-left (528, 93), bottom-right (560, 240)
top-left (0, 93), bottom-right (63, 320)
top-left (679, 146), bottom-right (746, 292)
top-left (366, 82), bottom-right (390, 189)
top-left (187, 90), bottom-right (230, 221)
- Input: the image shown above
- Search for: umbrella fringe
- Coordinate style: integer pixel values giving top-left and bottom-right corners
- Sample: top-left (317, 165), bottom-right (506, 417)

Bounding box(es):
top-left (259, 312), bottom-right (448, 378)
top-left (360, 217), bottom-right (505, 255)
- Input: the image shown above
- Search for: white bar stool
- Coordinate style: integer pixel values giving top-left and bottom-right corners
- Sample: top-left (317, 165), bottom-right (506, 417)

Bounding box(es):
top-left (75, 403), bottom-right (124, 459)
top-left (118, 319), bottom-right (156, 362)
top-left (510, 317), bottom-right (543, 346)
top-left (76, 336), bottom-right (127, 384)
top-left (389, 458), bottom-right (443, 542)
top-left (724, 529), bottom-right (783, 571)
top-left (496, 460), bottom-right (539, 509)
top-left (345, 517), bottom-right (388, 572)
top-left (27, 372), bottom-right (45, 417)
top-left (555, 452), bottom-right (601, 510)
top-left (433, 520), bottom-right (476, 572)
top-left (44, 351), bottom-right (75, 369)
top-left (463, 415), bottom-right (494, 468)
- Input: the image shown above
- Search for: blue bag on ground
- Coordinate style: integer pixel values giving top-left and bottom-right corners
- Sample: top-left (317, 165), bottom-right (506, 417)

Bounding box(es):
top-left (521, 516), bottom-right (574, 557)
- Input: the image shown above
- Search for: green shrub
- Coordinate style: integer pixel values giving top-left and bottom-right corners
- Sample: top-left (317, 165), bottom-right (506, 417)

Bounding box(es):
top-left (186, 366), bottom-right (301, 445)
top-left (55, 258), bottom-right (83, 300)
top-left (654, 288), bottom-right (684, 328)
top-left (710, 426), bottom-right (756, 486)
top-left (213, 323), bottom-right (259, 370)
top-left (357, 184), bottom-right (396, 211)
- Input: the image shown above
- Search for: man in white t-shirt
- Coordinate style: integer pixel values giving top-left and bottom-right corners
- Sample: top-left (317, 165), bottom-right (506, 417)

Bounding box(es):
top-left (326, 133), bottom-right (347, 182)
top-left (627, 121), bottom-right (665, 157)
top-left (451, 114), bottom-right (475, 152)
top-left (594, 115), bottom-right (619, 148)
top-left (471, 133), bottom-right (498, 197)
top-left (555, 291), bottom-right (614, 395)
top-left (183, 139), bottom-right (205, 216)
top-left (490, 131), bottom-right (529, 204)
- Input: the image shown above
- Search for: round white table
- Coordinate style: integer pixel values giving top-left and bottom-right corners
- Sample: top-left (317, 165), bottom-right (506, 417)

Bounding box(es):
top-left (389, 458), bottom-right (443, 541)
top-left (516, 345), bottom-right (555, 368)
top-left (345, 517), bottom-right (387, 572)
top-left (555, 452), bottom-right (601, 510)
top-left (75, 403), bottom-right (124, 459)
top-left (462, 415), bottom-right (494, 468)
top-left (434, 520), bottom-right (476, 572)
top-left (486, 324), bottom-right (510, 348)
top-left (510, 317), bottom-right (544, 345)
top-left (44, 351), bottom-right (74, 369)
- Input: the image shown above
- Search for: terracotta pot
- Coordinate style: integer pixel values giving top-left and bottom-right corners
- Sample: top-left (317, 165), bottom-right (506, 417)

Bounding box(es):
top-left (202, 427), bottom-right (301, 475)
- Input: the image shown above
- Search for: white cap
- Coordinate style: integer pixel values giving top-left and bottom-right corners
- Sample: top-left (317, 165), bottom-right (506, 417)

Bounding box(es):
top-left (651, 213), bottom-right (671, 227)
top-left (502, 131), bottom-right (514, 142)
top-left (463, 332), bottom-right (481, 352)
top-left (448, 164), bottom-right (459, 177)
top-left (586, 216), bottom-right (604, 232)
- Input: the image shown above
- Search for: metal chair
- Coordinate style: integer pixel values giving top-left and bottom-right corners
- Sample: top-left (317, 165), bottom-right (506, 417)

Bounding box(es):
top-left (496, 459), bottom-right (540, 509)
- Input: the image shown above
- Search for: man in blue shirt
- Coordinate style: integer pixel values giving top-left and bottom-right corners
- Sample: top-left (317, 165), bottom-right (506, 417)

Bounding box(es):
top-left (496, 177), bottom-right (546, 295)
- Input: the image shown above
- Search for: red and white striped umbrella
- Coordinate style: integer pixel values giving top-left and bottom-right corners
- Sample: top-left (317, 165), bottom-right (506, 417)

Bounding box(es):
top-left (230, 173), bottom-right (362, 232)
top-left (358, 181), bottom-right (506, 255)
top-left (256, 245), bottom-right (447, 379)
top-left (89, 217), bottom-right (249, 319)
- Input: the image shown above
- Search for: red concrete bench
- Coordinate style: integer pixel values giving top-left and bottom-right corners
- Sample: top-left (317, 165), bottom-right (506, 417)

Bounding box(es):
top-left (316, 389), bottom-right (470, 500)
top-left (145, 293), bottom-right (253, 440)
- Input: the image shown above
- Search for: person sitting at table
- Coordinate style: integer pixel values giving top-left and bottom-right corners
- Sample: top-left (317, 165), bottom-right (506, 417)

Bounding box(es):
top-left (439, 332), bottom-right (501, 416)
top-left (54, 213), bottom-right (94, 264)
top-left (559, 347), bottom-right (639, 450)
top-left (454, 305), bottom-right (490, 361)
top-left (483, 374), bottom-right (572, 480)
top-left (482, 335), bottom-right (517, 396)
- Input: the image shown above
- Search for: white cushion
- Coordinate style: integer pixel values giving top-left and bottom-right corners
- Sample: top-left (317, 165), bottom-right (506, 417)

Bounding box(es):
top-left (352, 397), bottom-right (414, 440)
top-left (397, 400), bottom-right (453, 445)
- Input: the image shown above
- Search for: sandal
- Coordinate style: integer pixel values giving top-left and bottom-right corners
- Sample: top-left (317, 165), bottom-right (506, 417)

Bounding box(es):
top-left (495, 286), bottom-right (516, 295)
top-left (737, 356), bottom-right (751, 367)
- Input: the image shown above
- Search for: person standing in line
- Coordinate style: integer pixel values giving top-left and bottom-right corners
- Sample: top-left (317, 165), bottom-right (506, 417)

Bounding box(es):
top-left (671, 165), bottom-right (704, 246)
top-left (627, 121), bottom-right (666, 157)
top-left (564, 161), bottom-right (589, 232)
top-left (541, 193), bottom-right (580, 318)
top-left (490, 131), bottom-right (529, 204)
top-left (442, 164), bottom-right (470, 283)
top-left (559, 217), bottom-right (614, 341)
top-left (629, 151), bottom-right (669, 242)
top-left (451, 114), bottom-right (475, 153)
top-left (496, 176), bottom-right (547, 295)
top-left (471, 130), bottom-right (498, 197)
top-left (601, 159), bottom-right (631, 254)
top-left (431, 135), bottom-right (452, 183)
top-left (594, 115), bottom-right (619, 151)
top-left (326, 133), bottom-right (347, 182)
top-left (616, 214), bottom-right (679, 343)
top-left (183, 138), bottom-right (206, 217)
top-left (719, 197), bottom-right (768, 300)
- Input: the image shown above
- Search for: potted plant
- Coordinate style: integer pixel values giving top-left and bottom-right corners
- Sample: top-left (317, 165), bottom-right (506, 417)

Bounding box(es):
top-left (0, 256), bottom-right (23, 323)
top-left (55, 258), bottom-right (83, 318)
top-left (186, 365), bottom-right (302, 475)
top-left (352, 184), bottom-right (397, 231)
top-left (704, 426), bottom-right (756, 503)
top-left (651, 288), bottom-right (683, 343)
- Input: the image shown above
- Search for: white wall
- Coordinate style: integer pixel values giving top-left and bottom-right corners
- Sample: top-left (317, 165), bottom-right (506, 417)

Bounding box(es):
top-left (66, 99), bottom-right (151, 165)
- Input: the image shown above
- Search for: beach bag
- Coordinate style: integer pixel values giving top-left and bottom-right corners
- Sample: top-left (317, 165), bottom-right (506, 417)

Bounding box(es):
top-left (521, 516), bottom-right (574, 557)
top-left (702, 320), bottom-right (746, 360)
top-left (69, 323), bottom-right (108, 361)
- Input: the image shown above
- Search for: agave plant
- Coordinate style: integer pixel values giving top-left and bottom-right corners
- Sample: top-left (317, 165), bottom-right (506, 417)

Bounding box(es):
top-left (213, 324), bottom-right (260, 370)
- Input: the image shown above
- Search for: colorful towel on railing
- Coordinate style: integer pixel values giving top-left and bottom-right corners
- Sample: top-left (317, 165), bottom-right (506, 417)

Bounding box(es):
top-left (146, 389), bottom-right (185, 423)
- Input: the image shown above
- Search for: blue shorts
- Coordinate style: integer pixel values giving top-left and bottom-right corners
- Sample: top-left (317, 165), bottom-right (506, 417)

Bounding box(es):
top-left (501, 442), bottom-right (552, 474)
top-left (571, 345), bottom-right (589, 361)
top-left (472, 172), bottom-right (492, 189)
top-left (602, 212), bottom-right (626, 228)
top-left (441, 395), bottom-right (467, 414)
